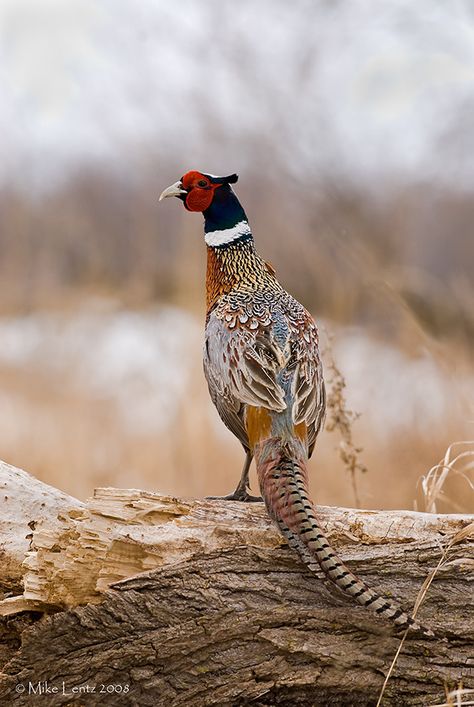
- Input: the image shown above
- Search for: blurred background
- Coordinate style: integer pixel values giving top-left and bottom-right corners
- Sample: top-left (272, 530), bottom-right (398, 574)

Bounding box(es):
top-left (0, 0), bottom-right (473, 511)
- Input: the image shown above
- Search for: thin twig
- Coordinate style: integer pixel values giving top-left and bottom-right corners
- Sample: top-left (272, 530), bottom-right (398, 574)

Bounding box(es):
top-left (322, 328), bottom-right (367, 508)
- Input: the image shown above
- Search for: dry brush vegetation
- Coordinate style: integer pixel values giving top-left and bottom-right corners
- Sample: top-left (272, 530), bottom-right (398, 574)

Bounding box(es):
top-left (0, 167), bottom-right (472, 514)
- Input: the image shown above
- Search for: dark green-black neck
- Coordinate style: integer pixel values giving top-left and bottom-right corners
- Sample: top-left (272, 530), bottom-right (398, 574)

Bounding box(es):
top-left (203, 184), bottom-right (254, 249)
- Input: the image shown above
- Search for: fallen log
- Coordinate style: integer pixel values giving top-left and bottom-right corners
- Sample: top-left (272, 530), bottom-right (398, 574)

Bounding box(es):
top-left (0, 460), bottom-right (473, 706)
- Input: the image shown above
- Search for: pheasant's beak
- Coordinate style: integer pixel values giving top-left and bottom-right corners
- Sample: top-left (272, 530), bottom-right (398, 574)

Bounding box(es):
top-left (159, 181), bottom-right (187, 201)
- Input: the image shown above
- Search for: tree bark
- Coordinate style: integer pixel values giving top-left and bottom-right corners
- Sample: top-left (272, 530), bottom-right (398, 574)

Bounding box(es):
top-left (0, 460), bottom-right (473, 706)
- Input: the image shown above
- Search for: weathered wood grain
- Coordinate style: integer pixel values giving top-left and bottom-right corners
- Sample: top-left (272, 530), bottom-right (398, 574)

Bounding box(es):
top-left (0, 461), bottom-right (473, 706)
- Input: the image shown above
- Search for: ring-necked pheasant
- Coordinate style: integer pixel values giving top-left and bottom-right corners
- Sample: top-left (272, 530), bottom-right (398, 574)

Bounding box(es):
top-left (159, 170), bottom-right (433, 636)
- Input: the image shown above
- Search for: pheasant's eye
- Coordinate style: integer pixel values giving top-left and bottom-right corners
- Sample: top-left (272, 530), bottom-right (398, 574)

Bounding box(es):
top-left (197, 179), bottom-right (208, 187)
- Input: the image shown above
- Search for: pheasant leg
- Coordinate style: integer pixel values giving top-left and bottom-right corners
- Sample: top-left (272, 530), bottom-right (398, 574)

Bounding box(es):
top-left (207, 451), bottom-right (262, 502)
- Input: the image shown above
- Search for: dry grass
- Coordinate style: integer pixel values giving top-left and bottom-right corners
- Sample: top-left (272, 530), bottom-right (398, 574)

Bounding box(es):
top-left (375, 447), bottom-right (474, 707)
top-left (376, 521), bottom-right (474, 706)
top-left (429, 688), bottom-right (474, 707)
top-left (0, 318), bottom-right (470, 515)
top-left (322, 328), bottom-right (368, 508)
top-left (0, 170), bottom-right (472, 513)
top-left (417, 441), bottom-right (474, 513)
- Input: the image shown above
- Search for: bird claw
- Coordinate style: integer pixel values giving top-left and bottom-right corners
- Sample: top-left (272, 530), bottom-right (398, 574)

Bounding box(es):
top-left (206, 490), bottom-right (263, 503)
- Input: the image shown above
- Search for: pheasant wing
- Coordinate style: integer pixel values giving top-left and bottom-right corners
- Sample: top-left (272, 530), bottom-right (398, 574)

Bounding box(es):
top-left (290, 309), bottom-right (326, 456)
top-left (204, 312), bottom-right (287, 447)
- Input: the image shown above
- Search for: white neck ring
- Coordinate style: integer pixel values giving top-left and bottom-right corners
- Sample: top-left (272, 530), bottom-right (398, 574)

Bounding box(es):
top-left (205, 220), bottom-right (251, 247)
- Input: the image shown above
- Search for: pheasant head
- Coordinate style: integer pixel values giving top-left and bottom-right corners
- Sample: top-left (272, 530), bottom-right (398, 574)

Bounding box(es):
top-left (159, 171), bottom-right (251, 247)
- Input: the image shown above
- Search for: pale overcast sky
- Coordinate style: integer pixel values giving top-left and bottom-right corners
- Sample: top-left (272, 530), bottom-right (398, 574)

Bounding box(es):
top-left (1, 0), bottom-right (474, 193)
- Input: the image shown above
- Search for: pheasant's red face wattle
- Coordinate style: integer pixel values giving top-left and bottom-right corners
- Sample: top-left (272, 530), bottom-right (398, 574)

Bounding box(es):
top-left (181, 171), bottom-right (219, 212)
top-left (159, 170), bottom-right (240, 215)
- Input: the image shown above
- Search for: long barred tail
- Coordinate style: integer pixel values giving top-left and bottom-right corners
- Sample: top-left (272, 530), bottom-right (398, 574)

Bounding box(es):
top-left (255, 435), bottom-right (433, 637)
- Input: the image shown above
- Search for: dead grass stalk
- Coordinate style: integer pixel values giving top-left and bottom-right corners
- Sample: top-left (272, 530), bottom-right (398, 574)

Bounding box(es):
top-left (417, 441), bottom-right (474, 513)
top-left (376, 521), bottom-right (474, 706)
top-left (323, 329), bottom-right (368, 507)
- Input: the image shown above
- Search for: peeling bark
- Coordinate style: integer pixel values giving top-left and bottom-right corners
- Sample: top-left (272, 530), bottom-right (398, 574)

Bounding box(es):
top-left (0, 461), bottom-right (473, 706)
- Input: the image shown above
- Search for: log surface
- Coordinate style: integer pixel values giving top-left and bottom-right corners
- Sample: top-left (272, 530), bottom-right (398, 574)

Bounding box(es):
top-left (0, 461), bottom-right (473, 706)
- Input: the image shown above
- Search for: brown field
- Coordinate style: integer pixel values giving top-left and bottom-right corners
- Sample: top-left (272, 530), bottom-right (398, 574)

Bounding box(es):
top-left (0, 336), bottom-right (470, 512)
top-left (0, 168), bottom-right (472, 512)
